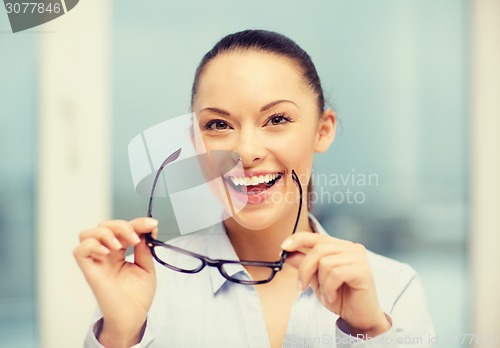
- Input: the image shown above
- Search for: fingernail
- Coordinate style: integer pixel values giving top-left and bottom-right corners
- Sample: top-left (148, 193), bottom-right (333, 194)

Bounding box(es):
top-left (281, 238), bottom-right (292, 250)
top-left (111, 238), bottom-right (122, 249)
top-left (296, 280), bottom-right (303, 291)
top-left (145, 218), bottom-right (158, 227)
top-left (98, 245), bottom-right (110, 255)
top-left (131, 233), bottom-right (141, 244)
top-left (320, 293), bottom-right (327, 305)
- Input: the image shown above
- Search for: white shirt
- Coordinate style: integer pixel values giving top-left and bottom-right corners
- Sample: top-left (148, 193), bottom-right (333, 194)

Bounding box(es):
top-left (84, 215), bottom-right (435, 347)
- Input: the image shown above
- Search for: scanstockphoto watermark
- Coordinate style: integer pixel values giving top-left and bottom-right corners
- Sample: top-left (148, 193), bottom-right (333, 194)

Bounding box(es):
top-left (300, 334), bottom-right (425, 346)
top-left (265, 169), bottom-right (379, 205)
top-left (299, 333), bottom-right (499, 346)
top-left (3, 0), bottom-right (80, 33)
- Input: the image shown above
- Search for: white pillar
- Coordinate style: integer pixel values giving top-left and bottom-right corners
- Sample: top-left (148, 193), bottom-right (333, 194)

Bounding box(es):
top-left (37, 1), bottom-right (111, 347)
top-left (470, 0), bottom-right (500, 344)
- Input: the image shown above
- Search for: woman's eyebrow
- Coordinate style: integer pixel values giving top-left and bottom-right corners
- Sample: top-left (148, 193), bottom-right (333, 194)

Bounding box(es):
top-left (200, 100), bottom-right (298, 116)
top-left (200, 107), bottom-right (231, 116)
top-left (260, 99), bottom-right (298, 111)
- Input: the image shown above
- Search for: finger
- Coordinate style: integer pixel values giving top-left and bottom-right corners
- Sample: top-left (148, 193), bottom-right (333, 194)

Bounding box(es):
top-left (320, 264), bottom-right (359, 307)
top-left (320, 242), bottom-right (370, 291)
top-left (129, 217), bottom-right (159, 236)
top-left (281, 231), bottom-right (346, 252)
top-left (73, 238), bottom-right (111, 262)
top-left (151, 227), bottom-right (159, 240)
top-left (296, 243), bottom-right (341, 291)
top-left (284, 251), bottom-right (321, 294)
top-left (309, 274), bottom-right (320, 295)
top-left (317, 255), bottom-right (356, 302)
top-left (81, 226), bottom-right (132, 252)
top-left (284, 251), bottom-right (305, 269)
top-left (96, 220), bottom-right (145, 246)
top-left (79, 227), bottom-right (123, 250)
top-left (134, 235), bottom-right (155, 273)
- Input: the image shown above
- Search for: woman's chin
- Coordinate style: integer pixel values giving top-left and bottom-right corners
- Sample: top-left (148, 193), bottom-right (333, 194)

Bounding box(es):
top-left (224, 207), bottom-right (281, 231)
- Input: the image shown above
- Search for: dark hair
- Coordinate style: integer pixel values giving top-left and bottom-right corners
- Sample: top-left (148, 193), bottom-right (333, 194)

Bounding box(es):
top-left (191, 29), bottom-right (324, 210)
top-left (191, 29), bottom-right (325, 115)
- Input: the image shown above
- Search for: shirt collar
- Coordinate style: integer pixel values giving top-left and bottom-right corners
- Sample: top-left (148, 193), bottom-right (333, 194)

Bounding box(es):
top-left (206, 213), bottom-right (327, 294)
top-left (205, 222), bottom-right (242, 294)
top-left (308, 213), bottom-right (329, 236)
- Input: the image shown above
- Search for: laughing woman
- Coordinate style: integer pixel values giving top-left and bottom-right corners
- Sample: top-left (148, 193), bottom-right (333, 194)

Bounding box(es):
top-left (74, 29), bottom-right (434, 348)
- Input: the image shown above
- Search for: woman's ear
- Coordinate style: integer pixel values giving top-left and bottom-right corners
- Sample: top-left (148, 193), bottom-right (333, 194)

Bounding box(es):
top-left (314, 109), bottom-right (336, 153)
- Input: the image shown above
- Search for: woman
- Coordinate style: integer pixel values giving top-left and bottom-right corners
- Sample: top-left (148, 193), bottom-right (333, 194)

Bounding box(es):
top-left (75, 29), bottom-right (434, 347)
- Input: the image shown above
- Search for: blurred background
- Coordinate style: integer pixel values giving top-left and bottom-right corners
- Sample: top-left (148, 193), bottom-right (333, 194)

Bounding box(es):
top-left (1, 0), bottom-right (499, 347)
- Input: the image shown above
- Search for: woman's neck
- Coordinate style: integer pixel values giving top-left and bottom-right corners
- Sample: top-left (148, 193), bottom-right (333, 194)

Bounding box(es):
top-left (223, 206), bottom-right (313, 262)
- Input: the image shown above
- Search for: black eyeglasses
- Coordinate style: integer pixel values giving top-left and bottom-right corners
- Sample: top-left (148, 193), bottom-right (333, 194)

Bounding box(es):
top-left (145, 148), bottom-right (303, 285)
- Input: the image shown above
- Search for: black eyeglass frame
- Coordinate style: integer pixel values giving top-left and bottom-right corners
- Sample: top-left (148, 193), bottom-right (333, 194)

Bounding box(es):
top-left (144, 148), bottom-right (303, 285)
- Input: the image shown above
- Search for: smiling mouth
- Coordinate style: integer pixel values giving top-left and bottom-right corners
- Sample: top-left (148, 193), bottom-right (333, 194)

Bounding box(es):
top-left (225, 173), bottom-right (283, 195)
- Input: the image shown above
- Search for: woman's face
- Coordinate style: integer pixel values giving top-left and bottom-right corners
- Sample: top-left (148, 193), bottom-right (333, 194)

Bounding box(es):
top-left (192, 50), bottom-right (333, 230)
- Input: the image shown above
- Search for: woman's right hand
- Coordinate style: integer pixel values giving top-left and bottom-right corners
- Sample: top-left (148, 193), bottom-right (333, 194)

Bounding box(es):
top-left (73, 217), bottom-right (159, 347)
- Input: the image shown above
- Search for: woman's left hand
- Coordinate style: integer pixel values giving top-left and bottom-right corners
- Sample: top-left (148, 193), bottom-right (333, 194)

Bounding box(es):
top-left (282, 232), bottom-right (391, 338)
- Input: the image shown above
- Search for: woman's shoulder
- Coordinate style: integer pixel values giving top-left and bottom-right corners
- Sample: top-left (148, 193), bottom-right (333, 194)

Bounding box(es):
top-left (311, 214), bottom-right (418, 286)
top-left (366, 249), bottom-right (416, 278)
top-left (366, 249), bottom-right (418, 289)
top-left (365, 249), bottom-right (422, 310)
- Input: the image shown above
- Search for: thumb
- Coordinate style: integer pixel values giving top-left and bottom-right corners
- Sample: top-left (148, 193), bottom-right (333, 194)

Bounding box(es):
top-left (284, 250), bottom-right (305, 269)
top-left (134, 236), bottom-right (155, 273)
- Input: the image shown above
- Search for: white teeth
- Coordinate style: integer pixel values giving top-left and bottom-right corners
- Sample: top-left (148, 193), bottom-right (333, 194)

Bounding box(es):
top-left (229, 173), bottom-right (281, 186)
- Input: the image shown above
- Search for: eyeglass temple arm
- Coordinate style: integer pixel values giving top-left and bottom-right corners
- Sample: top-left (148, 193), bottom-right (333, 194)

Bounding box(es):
top-left (147, 147), bottom-right (182, 219)
top-left (280, 170), bottom-right (303, 261)
top-left (290, 169), bottom-right (303, 235)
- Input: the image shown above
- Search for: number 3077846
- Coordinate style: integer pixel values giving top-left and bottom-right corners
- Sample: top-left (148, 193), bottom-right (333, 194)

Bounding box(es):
top-left (5, 2), bottom-right (62, 14)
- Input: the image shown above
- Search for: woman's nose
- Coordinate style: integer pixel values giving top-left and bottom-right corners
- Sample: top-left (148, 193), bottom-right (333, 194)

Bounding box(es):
top-left (234, 128), bottom-right (266, 165)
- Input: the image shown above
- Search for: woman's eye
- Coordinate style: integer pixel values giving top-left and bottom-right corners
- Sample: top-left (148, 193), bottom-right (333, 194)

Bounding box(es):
top-left (205, 119), bottom-right (230, 131)
top-left (266, 114), bottom-right (291, 126)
